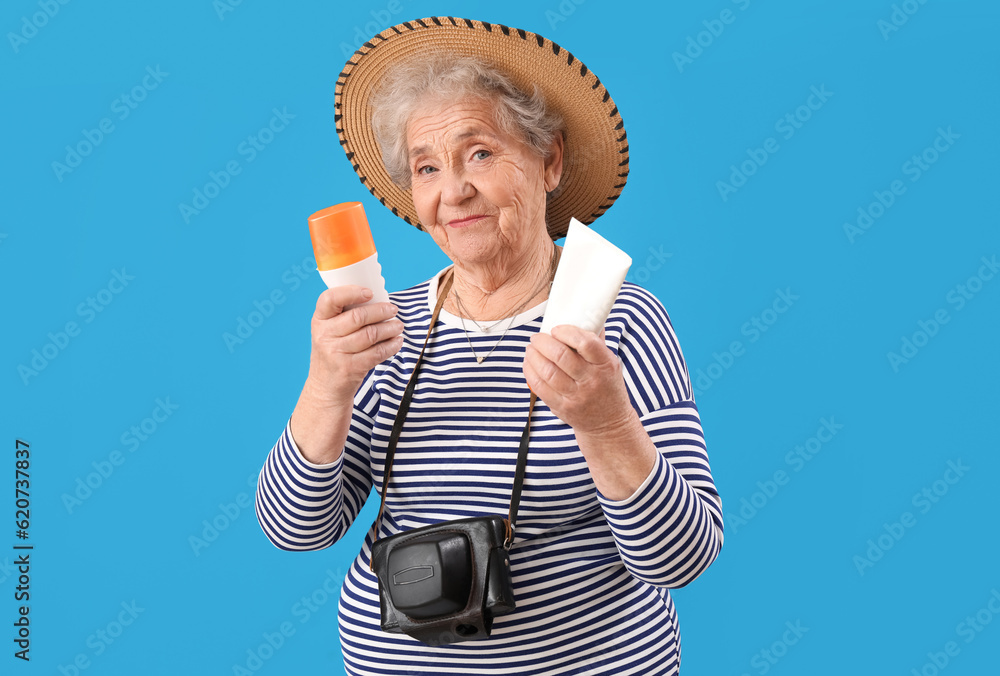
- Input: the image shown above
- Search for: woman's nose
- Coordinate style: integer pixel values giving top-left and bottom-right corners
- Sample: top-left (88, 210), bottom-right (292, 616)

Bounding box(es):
top-left (440, 167), bottom-right (475, 205)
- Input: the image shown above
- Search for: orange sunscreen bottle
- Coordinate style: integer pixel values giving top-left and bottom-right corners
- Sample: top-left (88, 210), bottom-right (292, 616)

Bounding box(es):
top-left (308, 202), bottom-right (389, 308)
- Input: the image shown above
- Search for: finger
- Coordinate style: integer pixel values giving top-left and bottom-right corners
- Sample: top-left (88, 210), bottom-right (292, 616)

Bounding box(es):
top-left (550, 324), bottom-right (612, 365)
top-left (524, 343), bottom-right (577, 395)
top-left (523, 356), bottom-right (562, 407)
top-left (315, 286), bottom-right (385, 320)
top-left (333, 317), bottom-right (404, 354)
top-left (320, 301), bottom-right (399, 338)
top-left (529, 332), bottom-right (589, 381)
top-left (351, 333), bottom-right (405, 370)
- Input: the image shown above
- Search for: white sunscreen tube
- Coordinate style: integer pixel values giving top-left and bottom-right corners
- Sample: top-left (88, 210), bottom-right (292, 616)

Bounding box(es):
top-left (540, 218), bottom-right (632, 335)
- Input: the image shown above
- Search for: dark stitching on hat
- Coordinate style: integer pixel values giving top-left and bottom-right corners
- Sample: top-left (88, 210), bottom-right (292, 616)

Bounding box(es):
top-left (415, 18), bottom-right (428, 28)
top-left (448, 16), bottom-right (458, 26)
top-left (535, 34), bottom-right (544, 47)
top-left (482, 21), bottom-right (492, 32)
top-left (403, 215), bottom-right (412, 224)
top-left (499, 24), bottom-right (510, 36)
top-left (608, 193), bottom-right (621, 201)
top-left (618, 157), bottom-right (628, 166)
top-left (374, 34), bottom-right (388, 42)
top-left (360, 176), bottom-right (368, 184)
top-left (580, 63), bottom-right (588, 77)
top-left (346, 152), bottom-right (355, 160)
top-left (431, 16), bottom-right (442, 26)
top-left (369, 186), bottom-right (375, 195)
top-left (463, 18), bottom-right (474, 29)
top-left (617, 172), bottom-right (627, 178)
top-left (334, 114), bottom-right (342, 122)
top-left (402, 21), bottom-right (413, 30)
top-left (609, 106), bottom-right (618, 117)
top-left (379, 197), bottom-right (386, 205)
top-left (592, 78), bottom-right (600, 90)
top-left (566, 52), bottom-right (575, 66)
top-left (391, 25), bottom-right (401, 34)
top-left (352, 164), bottom-right (360, 171)
top-left (517, 28), bottom-right (527, 39)
top-left (552, 42), bottom-right (561, 56)
top-left (613, 183), bottom-right (626, 189)
top-left (339, 138), bottom-right (347, 146)
top-left (392, 207), bottom-right (398, 215)
top-left (363, 41), bottom-right (374, 49)
top-left (339, 70), bottom-right (350, 79)
top-left (602, 90), bottom-right (609, 103)
top-left (614, 120), bottom-right (624, 130)
top-left (617, 132), bottom-right (627, 142)
top-left (619, 145), bottom-right (629, 154)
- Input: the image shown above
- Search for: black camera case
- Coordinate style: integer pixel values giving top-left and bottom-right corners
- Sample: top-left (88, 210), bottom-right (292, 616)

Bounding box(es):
top-left (370, 515), bottom-right (516, 646)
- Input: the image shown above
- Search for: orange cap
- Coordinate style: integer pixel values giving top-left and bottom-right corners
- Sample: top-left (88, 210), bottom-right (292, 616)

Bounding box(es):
top-left (308, 202), bottom-right (377, 270)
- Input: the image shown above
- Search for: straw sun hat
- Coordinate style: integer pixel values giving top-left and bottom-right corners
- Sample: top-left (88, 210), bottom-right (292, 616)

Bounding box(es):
top-left (333, 16), bottom-right (629, 240)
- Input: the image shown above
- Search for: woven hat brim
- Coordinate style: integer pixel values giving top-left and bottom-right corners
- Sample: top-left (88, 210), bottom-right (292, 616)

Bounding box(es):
top-left (334, 17), bottom-right (629, 240)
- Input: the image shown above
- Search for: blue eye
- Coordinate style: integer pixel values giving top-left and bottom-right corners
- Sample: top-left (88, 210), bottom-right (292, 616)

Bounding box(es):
top-left (473, 150), bottom-right (491, 161)
top-left (417, 165), bottom-right (436, 175)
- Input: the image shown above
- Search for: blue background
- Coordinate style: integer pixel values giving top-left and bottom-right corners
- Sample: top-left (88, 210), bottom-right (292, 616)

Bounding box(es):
top-left (2, 0), bottom-right (998, 674)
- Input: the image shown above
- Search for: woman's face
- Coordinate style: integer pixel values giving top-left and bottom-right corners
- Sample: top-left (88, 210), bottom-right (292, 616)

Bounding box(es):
top-left (406, 95), bottom-right (562, 269)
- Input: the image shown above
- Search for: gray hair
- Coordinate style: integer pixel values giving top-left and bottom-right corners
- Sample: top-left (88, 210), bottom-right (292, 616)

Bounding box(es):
top-left (369, 54), bottom-right (565, 193)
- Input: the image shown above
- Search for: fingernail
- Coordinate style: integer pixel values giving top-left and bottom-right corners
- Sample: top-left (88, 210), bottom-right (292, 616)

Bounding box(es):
top-left (362, 288), bottom-right (373, 300)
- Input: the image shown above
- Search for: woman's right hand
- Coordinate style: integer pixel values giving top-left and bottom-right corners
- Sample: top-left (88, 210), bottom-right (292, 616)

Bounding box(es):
top-left (305, 285), bottom-right (404, 406)
top-left (290, 285), bottom-right (403, 465)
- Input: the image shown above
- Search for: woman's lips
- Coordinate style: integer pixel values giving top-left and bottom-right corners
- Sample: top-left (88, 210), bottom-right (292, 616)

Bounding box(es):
top-left (447, 215), bottom-right (488, 228)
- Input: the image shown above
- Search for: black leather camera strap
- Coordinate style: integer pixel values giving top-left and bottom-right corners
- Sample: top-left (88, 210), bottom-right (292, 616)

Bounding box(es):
top-left (373, 258), bottom-right (556, 555)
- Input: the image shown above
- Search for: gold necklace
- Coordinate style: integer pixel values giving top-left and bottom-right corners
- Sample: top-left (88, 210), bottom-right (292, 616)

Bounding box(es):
top-left (451, 245), bottom-right (559, 364)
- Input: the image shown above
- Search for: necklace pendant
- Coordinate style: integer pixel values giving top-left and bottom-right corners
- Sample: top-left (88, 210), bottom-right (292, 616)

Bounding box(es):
top-left (476, 356), bottom-right (484, 364)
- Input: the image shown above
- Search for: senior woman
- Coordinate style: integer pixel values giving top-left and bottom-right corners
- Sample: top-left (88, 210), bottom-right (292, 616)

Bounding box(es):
top-left (255, 17), bottom-right (723, 676)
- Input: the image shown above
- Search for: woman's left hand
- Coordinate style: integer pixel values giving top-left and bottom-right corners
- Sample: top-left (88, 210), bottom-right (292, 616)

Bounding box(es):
top-left (523, 325), bottom-right (633, 434)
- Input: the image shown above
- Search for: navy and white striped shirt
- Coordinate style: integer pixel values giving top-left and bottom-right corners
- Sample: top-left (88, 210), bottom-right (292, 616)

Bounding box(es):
top-left (256, 267), bottom-right (723, 675)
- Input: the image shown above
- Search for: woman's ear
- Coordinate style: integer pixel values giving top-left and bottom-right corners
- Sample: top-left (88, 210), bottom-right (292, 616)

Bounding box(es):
top-left (543, 130), bottom-right (564, 193)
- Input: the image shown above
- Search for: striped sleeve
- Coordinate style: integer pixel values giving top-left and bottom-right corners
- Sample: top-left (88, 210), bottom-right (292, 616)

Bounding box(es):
top-left (598, 284), bottom-right (724, 587)
top-left (255, 383), bottom-right (378, 551)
